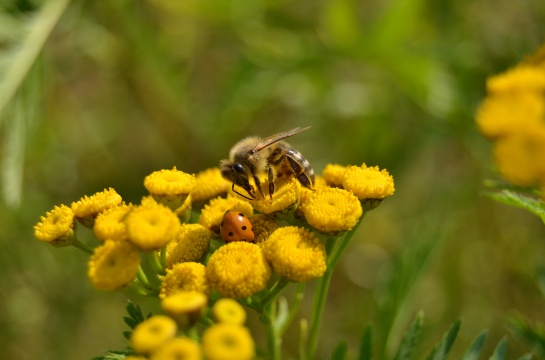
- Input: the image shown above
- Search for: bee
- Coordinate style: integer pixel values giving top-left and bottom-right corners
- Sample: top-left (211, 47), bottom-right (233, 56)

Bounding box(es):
top-left (219, 127), bottom-right (315, 201)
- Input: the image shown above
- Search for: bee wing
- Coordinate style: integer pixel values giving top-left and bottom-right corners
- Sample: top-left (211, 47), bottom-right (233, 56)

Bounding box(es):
top-left (252, 127), bottom-right (311, 152)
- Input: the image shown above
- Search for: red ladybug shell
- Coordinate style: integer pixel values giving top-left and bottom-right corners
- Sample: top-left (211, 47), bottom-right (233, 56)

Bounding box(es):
top-left (220, 211), bottom-right (254, 243)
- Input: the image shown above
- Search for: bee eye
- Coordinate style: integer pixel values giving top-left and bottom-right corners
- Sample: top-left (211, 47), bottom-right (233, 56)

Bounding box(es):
top-left (233, 164), bottom-right (246, 175)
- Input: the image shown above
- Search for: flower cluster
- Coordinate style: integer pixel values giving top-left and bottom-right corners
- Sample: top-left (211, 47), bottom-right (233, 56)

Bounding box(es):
top-left (476, 43), bottom-right (545, 194)
top-left (34, 161), bottom-right (394, 359)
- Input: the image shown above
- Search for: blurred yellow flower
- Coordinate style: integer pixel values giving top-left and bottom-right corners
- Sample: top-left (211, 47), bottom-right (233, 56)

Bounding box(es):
top-left (212, 298), bottom-right (246, 325)
top-left (249, 214), bottom-right (279, 246)
top-left (164, 224), bottom-right (211, 268)
top-left (88, 240), bottom-right (140, 291)
top-left (150, 337), bottom-right (202, 360)
top-left (34, 204), bottom-right (75, 247)
top-left (93, 203), bottom-right (132, 242)
top-left (191, 167), bottom-right (231, 203)
top-left (202, 324), bottom-right (255, 360)
top-left (125, 199), bottom-right (181, 251)
top-left (302, 187), bottom-right (362, 234)
top-left (131, 315), bottom-right (178, 355)
top-left (161, 291), bottom-right (207, 328)
top-left (174, 194), bottom-right (192, 224)
top-left (263, 227), bottom-right (326, 282)
top-left (493, 132), bottom-right (545, 186)
top-left (198, 195), bottom-right (253, 233)
top-left (206, 242), bottom-right (271, 299)
top-left (251, 178), bottom-right (300, 216)
top-left (160, 262), bottom-right (210, 299)
top-left (322, 163), bottom-right (346, 187)
top-left (487, 65), bottom-right (545, 94)
top-left (342, 164), bottom-right (395, 200)
top-left (145, 167), bottom-right (196, 210)
top-left (71, 188), bottom-right (123, 228)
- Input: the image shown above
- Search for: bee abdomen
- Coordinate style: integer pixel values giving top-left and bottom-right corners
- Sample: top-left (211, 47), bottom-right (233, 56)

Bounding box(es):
top-left (285, 148), bottom-right (315, 187)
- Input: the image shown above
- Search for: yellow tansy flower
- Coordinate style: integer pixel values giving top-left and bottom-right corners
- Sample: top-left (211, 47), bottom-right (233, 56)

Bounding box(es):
top-left (487, 65), bottom-right (545, 94)
top-left (88, 240), bottom-right (140, 291)
top-left (198, 195), bottom-right (253, 233)
top-left (144, 167), bottom-right (196, 211)
top-left (302, 187), bottom-right (362, 234)
top-left (34, 204), bottom-right (75, 247)
top-left (164, 224), bottom-right (211, 268)
top-left (342, 164), bottom-right (395, 200)
top-left (322, 164), bottom-right (347, 187)
top-left (131, 315), bottom-right (178, 355)
top-left (124, 357), bottom-right (147, 360)
top-left (93, 203), bottom-right (132, 242)
top-left (150, 337), bottom-right (202, 360)
top-left (251, 178), bottom-right (300, 216)
top-left (160, 262), bottom-right (210, 299)
top-left (161, 291), bottom-right (207, 327)
top-left (71, 188), bottom-right (123, 228)
top-left (263, 227), bottom-right (326, 282)
top-left (206, 242), bottom-right (271, 299)
top-left (212, 298), bottom-right (246, 325)
top-left (476, 93), bottom-right (545, 139)
top-left (202, 324), bottom-right (255, 360)
top-left (249, 214), bottom-right (279, 246)
top-left (493, 132), bottom-right (545, 186)
top-left (125, 199), bottom-right (181, 251)
top-left (191, 167), bottom-right (231, 203)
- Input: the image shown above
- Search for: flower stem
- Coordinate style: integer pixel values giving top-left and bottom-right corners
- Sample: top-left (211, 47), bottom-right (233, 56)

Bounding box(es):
top-left (135, 266), bottom-right (159, 295)
top-left (71, 238), bottom-right (94, 255)
top-left (259, 277), bottom-right (290, 309)
top-left (266, 302), bottom-right (281, 360)
top-left (144, 250), bottom-right (165, 276)
top-left (279, 282), bottom-right (306, 336)
top-left (307, 215), bottom-right (365, 359)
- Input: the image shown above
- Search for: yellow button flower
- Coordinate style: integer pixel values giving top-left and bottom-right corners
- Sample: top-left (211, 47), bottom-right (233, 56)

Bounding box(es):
top-left (342, 164), bottom-right (395, 200)
top-left (212, 298), bottom-right (246, 325)
top-left (487, 65), bottom-right (545, 94)
top-left (249, 214), bottom-right (279, 246)
top-left (161, 291), bottom-right (207, 328)
top-left (322, 163), bottom-right (347, 187)
top-left (202, 324), bottom-right (255, 360)
top-left (191, 167), bottom-right (231, 203)
top-left (150, 337), bottom-right (202, 360)
top-left (302, 187), bottom-right (362, 234)
top-left (206, 242), bottom-right (271, 299)
top-left (131, 315), bottom-right (178, 355)
top-left (88, 240), bottom-right (140, 291)
top-left (198, 195), bottom-right (253, 233)
top-left (164, 224), bottom-right (211, 268)
top-left (125, 198), bottom-right (181, 251)
top-left (160, 262), bottom-right (210, 299)
top-left (263, 227), bottom-right (326, 282)
top-left (144, 167), bottom-right (196, 211)
top-left (493, 132), bottom-right (545, 186)
top-left (34, 204), bottom-right (75, 247)
top-left (71, 188), bottom-right (123, 228)
top-left (93, 203), bottom-right (132, 242)
top-left (251, 178), bottom-right (300, 216)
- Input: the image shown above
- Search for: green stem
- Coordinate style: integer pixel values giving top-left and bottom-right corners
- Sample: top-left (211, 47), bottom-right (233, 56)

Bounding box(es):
top-left (279, 282), bottom-right (306, 336)
top-left (266, 302), bottom-right (281, 360)
top-left (259, 277), bottom-right (290, 309)
top-left (135, 266), bottom-right (159, 295)
top-left (71, 238), bottom-right (94, 255)
top-left (299, 319), bottom-right (309, 360)
top-left (160, 246), bottom-right (167, 269)
top-left (307, 215), bottom-right (366, 359)
top-left (144, 251), bottom-right (165, 276)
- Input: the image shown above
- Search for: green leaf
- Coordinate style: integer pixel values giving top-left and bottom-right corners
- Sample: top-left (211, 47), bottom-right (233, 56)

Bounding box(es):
top-left (91, 350), bottom-right (132, 360)
top-left (509, 314), bottom-right (545, 356)
top-left (484, 190), bottom-right (545, 224)
top-left (122, 316), bottom-right (137, 329)
top-left (358, 324), bottom-right (373, 360)
top-left (330, 340), bottom-right (348, 360)
top-left (123, 331), bottom-right (132, 340)
top-left (489, 337), bottom-right (508, 360)
top-left (518, 354), bottom-right (534, 360)
top-left (394, 311), bottom-right (424, 360)
top-left (425, 320), bottom-right (461, 360)
top-left (462, 330), bottom-right (488, 360)
top-left (125, 300), bottom-right (145, 324)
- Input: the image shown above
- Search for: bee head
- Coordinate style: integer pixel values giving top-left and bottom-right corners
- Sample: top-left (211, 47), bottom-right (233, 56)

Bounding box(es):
top-left (219, 160), bottom-right (255, 199)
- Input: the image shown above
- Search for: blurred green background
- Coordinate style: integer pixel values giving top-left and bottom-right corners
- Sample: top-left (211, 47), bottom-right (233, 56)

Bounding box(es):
top-left (2, 0), bottom-right (545, 359)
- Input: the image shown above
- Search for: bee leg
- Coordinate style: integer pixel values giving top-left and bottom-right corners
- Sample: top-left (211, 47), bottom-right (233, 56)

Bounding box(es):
top-left (252, 174), bottom-right (266, 199)
top-left (268, 166), bottom-right (275, 202)
top-left (285, 155), bottom-right (313, 189)
top-left (232, 183), bottom-right (254, 201)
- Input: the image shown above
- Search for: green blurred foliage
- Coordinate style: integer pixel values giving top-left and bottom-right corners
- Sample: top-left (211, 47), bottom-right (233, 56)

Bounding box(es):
top-left (1, 0), bottom-right (545, 359)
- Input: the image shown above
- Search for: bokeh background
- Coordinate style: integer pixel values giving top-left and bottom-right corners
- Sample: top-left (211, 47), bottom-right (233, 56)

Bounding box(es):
top-left (1, 0), bottom-right (545, 359)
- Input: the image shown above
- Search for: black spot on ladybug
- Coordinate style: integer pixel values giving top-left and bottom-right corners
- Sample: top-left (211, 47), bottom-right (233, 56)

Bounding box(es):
top-left (220, 221), bottom-right (224, 227)
top-left (239, 213), bottom-right (244, 217)
top-left (228, 232), bottom-right (234, 237)
top-left (242, 226), bottom-right (247, 230)
top-left (251, 227), bottom-right (254, 232)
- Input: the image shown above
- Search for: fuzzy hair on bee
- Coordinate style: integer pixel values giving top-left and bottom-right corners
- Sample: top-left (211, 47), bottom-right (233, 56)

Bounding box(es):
top-left (219, 127), bottom-right (315, 201)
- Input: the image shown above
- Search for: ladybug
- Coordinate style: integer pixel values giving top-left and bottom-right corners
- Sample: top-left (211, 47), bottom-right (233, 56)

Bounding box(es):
top-left (220, 211), bottom-right (255, 243)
